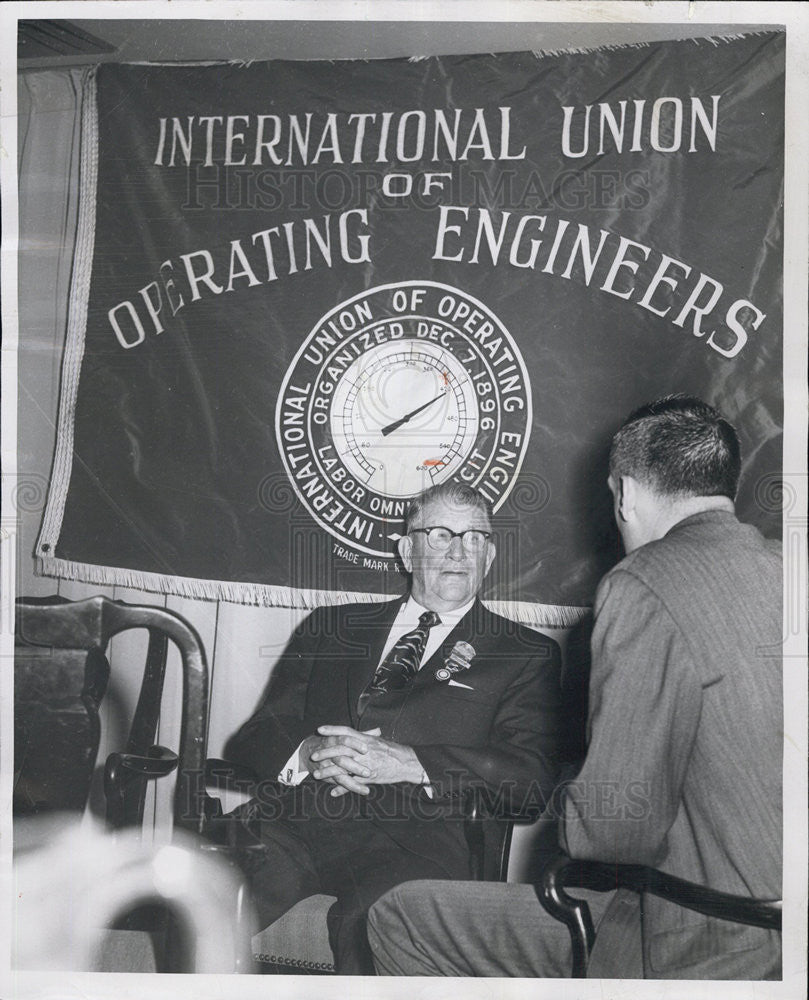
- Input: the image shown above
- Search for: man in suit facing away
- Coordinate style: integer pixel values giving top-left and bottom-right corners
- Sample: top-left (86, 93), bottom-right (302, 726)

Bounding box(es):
top-left (368, 395), bottom-right (782, 980)
top-left (223, 482), bottom-right (564, 974)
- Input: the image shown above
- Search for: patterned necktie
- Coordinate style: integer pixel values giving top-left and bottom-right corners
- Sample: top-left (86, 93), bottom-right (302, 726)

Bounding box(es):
top-left (358, 610), bottom-right (442, 715)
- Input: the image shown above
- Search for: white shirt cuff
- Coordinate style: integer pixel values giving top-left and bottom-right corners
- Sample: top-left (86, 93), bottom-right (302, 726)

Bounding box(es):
top-left (418, 763), bottom-right (434, 799)
top-left (278, 743), bottom-right (309, 785)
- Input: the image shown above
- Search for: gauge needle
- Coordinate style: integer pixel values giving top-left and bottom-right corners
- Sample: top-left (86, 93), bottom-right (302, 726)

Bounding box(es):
top-left (380, 392), bottom-right (446, 436)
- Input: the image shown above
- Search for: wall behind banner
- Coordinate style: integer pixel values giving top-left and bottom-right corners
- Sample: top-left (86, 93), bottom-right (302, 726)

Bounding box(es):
top-left (15, 17), bottom-right (761, 863)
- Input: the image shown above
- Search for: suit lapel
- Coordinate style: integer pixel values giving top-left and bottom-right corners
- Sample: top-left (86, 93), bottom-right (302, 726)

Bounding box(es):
top-left (346, 599), bottom-right (404, 726)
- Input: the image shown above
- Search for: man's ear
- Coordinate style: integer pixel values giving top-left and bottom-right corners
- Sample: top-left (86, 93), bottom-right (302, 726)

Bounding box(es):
top-left (397, 533), bottom-right (413, 573)
top-left (617, 475), bottom-right (638, 522)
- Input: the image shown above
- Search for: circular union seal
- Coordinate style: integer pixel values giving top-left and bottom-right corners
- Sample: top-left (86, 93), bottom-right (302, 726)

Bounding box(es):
top-left (276, 281), bottom-right (532, 558)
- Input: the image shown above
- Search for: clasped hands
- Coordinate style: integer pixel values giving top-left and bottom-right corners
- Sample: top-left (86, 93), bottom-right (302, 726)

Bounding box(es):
top-left (301, 725), bottom-right (426, 798)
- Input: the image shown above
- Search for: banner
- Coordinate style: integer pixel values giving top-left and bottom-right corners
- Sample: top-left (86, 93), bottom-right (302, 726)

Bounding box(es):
top-left (38, 34), bottom-right (784, 621)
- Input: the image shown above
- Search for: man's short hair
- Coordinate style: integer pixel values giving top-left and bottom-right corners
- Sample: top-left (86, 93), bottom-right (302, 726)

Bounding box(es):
top-left (405, 483), bottom-right (492, 532)
top-left (609, 394), bottom-right (741, 500)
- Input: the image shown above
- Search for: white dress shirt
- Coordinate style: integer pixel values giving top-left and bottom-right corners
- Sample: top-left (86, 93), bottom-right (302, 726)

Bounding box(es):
top-left (278, 595), bottom-right (475, 786)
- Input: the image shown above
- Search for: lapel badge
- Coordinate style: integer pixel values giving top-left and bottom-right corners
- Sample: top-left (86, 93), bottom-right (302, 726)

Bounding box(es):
top-left (435, 640), bottom-right (476, 681)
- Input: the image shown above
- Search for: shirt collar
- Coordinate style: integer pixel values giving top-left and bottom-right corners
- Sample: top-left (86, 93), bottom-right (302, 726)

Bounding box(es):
top-left (399, 594), bottom-right (476, 628)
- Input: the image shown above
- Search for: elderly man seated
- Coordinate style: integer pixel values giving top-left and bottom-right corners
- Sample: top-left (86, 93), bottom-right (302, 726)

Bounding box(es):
top-left (222, 482), bottom-right (565, 974)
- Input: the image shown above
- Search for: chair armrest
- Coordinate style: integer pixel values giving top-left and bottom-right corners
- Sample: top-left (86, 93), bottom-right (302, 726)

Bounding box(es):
top-left (198, 759), bottom-right (260, 845)
top-left (107, 746), bottom-right (178, 777)
top-left (104, 746), bottom-right (179, 830)
top-left (463, 788), bottom-right (516, 882)
top-left (534, 853), bottom-right (782, 978)
top-left (533, 854), bottom-right (604, 976)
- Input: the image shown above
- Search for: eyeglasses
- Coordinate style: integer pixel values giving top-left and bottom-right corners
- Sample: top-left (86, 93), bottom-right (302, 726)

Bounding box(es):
top-left (409, 526), bottom-right (492, 552)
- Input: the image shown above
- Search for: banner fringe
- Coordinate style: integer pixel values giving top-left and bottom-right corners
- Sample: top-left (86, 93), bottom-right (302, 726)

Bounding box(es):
top-left (484, 600), bottom-right (589, 630)
top-left (36, 555), bottom-right (391, 610)
top-left (36, 555), bottom-right (588, 628)
top-left (528, 31), bottom-right (775, 59)
top-left (121, 32), bottom-right (779, 70)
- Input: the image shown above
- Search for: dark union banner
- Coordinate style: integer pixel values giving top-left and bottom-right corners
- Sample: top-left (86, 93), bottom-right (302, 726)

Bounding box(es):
top-left (38, 33), bottom-right (784, 623)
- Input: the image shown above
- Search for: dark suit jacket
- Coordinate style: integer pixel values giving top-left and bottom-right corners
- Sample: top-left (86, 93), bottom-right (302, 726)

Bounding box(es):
top-left (562, 510), bottom-right (782, 979)
top-left (226, 598), bottom-right (564, 873)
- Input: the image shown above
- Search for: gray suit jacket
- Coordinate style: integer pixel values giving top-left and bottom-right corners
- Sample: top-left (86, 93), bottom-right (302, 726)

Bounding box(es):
top-left (562, 510), bottom-right (782, 979)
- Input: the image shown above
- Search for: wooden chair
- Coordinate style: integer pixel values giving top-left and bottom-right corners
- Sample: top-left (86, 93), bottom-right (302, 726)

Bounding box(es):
top-left (15, 595), bottom-right (209, 836)
top-left (13, 595), bottom-right (249, 972)
top-left (535, 853), bottom-right (782, 978)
